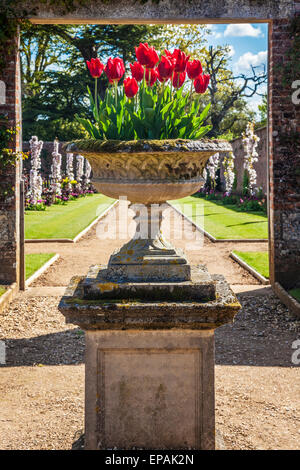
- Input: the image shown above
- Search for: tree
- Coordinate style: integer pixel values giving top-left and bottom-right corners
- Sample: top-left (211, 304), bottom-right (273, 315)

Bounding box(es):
top-left (199, 46), bottom-right (266, 137)
top-left (158, 25), bottom-right (266, 138)
top-left (33, 24), bottom-right (163, 97)
top-left (21, 23), bottom-right (163, 139)
top-left (257, 92), bottom-right (267, 128)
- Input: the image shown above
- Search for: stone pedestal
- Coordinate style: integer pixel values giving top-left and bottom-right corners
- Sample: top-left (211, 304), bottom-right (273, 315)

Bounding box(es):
top-left (59, 266), bottom-right (240, 450)
top-left (85, 330), bottom-right (214, 450)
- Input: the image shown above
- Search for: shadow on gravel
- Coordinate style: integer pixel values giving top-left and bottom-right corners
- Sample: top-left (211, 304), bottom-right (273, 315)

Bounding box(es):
top-left (1, 294), bottom-right (299, 368)
top-left (1, 328), bottom-right (85, 367)
top-left (215, 293), bottom-right (300, 367)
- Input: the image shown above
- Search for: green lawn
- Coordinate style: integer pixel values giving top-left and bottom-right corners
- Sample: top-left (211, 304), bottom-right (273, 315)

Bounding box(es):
top-left (233, 251), bottom-right (269, 279)
top-left (25, 253), bottom-right (55, 280)
top-left (170, 196), bottom-right (268, 240)
top-left (0, 286), bottom-right (6, 297)
top-left (289, 288), bottom-right (300, 303)
top-left (25, 194), bottom-right (114, 240)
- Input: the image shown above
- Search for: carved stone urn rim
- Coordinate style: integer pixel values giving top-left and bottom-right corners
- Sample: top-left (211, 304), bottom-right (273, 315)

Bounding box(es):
top-left (65, 138), bottom-right (232, 156)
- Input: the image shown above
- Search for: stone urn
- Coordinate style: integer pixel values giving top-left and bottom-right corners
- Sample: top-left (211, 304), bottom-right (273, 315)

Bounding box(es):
top-left (61, 138), bottom-right (240, 450)
top-left (67, 138), bottom-right (232, 282)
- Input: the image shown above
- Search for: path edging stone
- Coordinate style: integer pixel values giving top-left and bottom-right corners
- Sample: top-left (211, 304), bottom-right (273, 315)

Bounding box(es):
top-left (273, 282), bottom-right (300, 317)
top-left (26, 254), bottom-right (60, 287)
top-left (0, 282), bottom-right (18, 314)
top-left (230, 252), bottom-right (270, 285)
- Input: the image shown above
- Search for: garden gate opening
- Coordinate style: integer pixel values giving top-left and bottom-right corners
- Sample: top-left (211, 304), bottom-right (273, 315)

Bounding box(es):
top-left (0, 0), bottom-right (299, 300)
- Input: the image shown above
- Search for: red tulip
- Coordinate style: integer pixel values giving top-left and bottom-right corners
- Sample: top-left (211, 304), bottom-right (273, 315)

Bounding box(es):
top-left (157, 55), bottom-right (174, 82)
top-left (124, 77), bottom-right (139, 98)
top-left (145, 67), bottom-right (158, 86)
top-left (104, 57), bottom-right (125, 83)
top-left (86, 58), bottom-right (104, 78)
top-left (187, 59), bottom-right (203, 80)
top-left (172, 71), bottom-right (186, 89)
top-left (130, 61), bottom-right (144, 82)
top-left (135, 42), bottom-right (159, 69)
top-left (194, 74), bottom-right (210, 93)
top-left (165, 48), bottom-right (190, 73)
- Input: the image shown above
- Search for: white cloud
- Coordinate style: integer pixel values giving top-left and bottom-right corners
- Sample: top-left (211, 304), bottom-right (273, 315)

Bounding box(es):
top-left (228, 45), bottom-right (235, 57)
top-left (206, 24), bottom-right (222, 39)
top-left (236, 50), bottom-right (267, 70)
top-left (224, 24), bottom-right (263, 38)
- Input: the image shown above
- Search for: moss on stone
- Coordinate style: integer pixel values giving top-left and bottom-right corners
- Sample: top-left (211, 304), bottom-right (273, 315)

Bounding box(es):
top-left (64, 138), bottom-right (231, 156)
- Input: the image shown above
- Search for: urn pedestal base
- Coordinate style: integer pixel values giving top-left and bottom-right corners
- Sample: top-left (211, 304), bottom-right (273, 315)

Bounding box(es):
top-left (59, 267), bottom-right (240, 450)
top-left (85, 329), bottom-right (215, 450)
top-left (82, 264), bottom-right (215, 301)
top-left (107, 203), bottom-right (191, 282)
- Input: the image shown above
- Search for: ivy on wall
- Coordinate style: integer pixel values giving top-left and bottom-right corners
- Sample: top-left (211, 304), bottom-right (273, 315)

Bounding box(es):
top-left (0, 116), bottom-right (28, 200)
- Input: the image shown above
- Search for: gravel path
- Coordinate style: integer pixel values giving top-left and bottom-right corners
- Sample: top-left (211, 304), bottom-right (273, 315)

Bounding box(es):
top-left (0, 205), bottom-right (298, 450)
top-left (25, 206), bottom-right (266, 287)
top-left (0, 290), bottom-right (299, 450)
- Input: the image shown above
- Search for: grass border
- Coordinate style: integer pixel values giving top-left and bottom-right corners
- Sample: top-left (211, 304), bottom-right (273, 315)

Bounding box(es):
top-left (0, 282), bottom-right (18, 314)
top-left (230, 251), bottom-right (270, 285)
top-left (274, 282), bottom-right (300, 318)
top-left (25, 200), bottom-right (118, 244)
top-left (25, 254), bottom-right (60, 287)
top-left (168, 202), bottom-right (268, 243)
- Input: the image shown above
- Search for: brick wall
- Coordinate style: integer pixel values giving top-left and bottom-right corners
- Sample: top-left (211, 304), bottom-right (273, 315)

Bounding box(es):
top-left (268, 17), bottom-right (300, 288)
top-left (0, 34), bottom-right (21, 285)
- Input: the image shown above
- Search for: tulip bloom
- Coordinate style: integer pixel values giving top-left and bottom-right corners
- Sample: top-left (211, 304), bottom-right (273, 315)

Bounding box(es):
top-left (135, 42), bottom-right (159, 69)
top-left (165, 49), bottom-right (190, 73)
top-left (194, 74), bottom-right (210, 94)
top-left (130, 61), bottom-right (144, 82)
top-left (104, 57), bottom-right (125, 83)
top-left (172, 71), bottom-right (186, 89)
top-left (145, 67), bottom-right (158, 86)
top-left (187, 59), bottom-right (203, 80)
top-left (86, 58), bottom-right (104, 78)
top-left (124, 77), bottom-right (139, 98)
top-left (157, 55), bottom-right (174, 82)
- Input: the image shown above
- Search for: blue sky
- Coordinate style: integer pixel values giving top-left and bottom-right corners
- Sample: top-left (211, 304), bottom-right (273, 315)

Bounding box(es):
top-left (203, 23), bottom-right (268, 114)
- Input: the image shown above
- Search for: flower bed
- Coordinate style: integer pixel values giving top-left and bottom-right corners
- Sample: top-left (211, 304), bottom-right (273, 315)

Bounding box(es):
top-left (79, 42), bottom-right (211, 141)
top-left (195, 189), bottom-right (267, 214)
